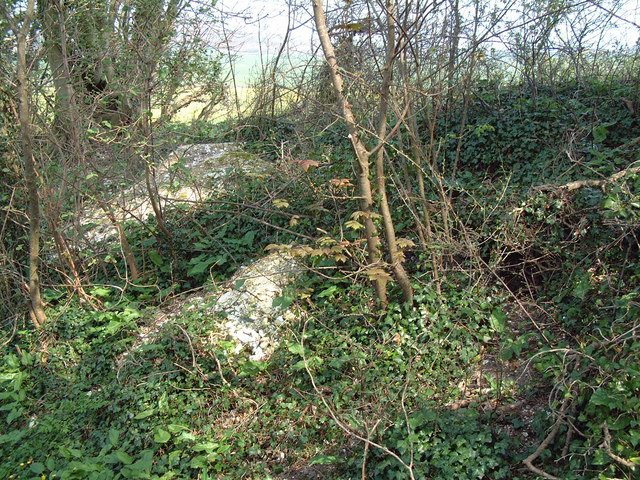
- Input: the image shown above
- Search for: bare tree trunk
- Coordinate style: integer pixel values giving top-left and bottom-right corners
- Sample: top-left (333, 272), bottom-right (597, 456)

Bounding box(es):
top-left (3, 0), bottom-right (48, 326)
top-left (373, 0), bottom-right (413, 304)
top-left (312, 0), bottom-right (388, 305)
top-left (141, 77), bottom-right (173, 243)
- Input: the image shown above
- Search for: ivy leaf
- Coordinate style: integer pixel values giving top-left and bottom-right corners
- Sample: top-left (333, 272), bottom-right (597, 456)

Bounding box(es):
top-left (29, 462), bottom-right (45, 474)
top-left (318, 285), bottom-right (338, 297)
top-left (134, 409), bottom-right (155, 420)
top-left (190, 455), bottom-right (208, 468)
top-left (187, 256), bottom-right (215, 276)
top-left (310, 455), bottom-right (340, 465)
top-left (115, 450), bottom-right (133, 465)
top-left (148, 250), bottom-right (163, 266)
top-left (489, 308), bottom-right (507, 333)
top-left (592, 122), bottom-right (615, 143)
top-left (240, 230), bottom-right (256, 245)
top-left (108, 429), bottom-right (120, 446)
top-left (287, 343), bottom-right (304, 355)
top-left (572, 275), bottom-right (592, 300)
top-left (193, 441), bottom-right (219, 453)
top-left (7, 407), bottom-right (22, 424)
top-left (153, 427), bottom-right (171, 443)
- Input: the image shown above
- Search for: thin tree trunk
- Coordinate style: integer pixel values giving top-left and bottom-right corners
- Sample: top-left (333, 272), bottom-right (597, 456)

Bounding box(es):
top-left (373, 0), bottom-right (413, 304)
top-left (5, 0), bottom-right (48, 326)
top-left (312, 0), bottom-right (387, 305)
top-left (100, 206), bottom-right (140, 281)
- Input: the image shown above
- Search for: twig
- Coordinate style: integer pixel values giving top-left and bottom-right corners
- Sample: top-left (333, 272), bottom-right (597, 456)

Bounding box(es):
top-left (362, 419), bottom-right (380, 480)
top-left (215, 355), bottom-right (230, 385)
top-left (536, 164), bottom-right (640, 193)
top-left (523, 398), bottom-right (569, 480)
top-left (601, 422), bottom-right (637, 469)
top-left (174, 323), bottom-right (206, 379)
top-left (301, 318), bottom-right (416, 480)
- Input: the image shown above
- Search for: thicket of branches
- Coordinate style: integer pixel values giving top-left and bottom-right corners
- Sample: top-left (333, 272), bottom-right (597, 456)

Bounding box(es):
top-left (0, 0), bottom-right (639, 477)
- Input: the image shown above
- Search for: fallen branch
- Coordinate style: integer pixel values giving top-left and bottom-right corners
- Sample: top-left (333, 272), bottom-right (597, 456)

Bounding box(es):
top-left (523, 398), bottom-right (569, 480)
top-left (536, 164), bottom-right (640, 193)
top-left (601, 422), bottom-right (637, 469)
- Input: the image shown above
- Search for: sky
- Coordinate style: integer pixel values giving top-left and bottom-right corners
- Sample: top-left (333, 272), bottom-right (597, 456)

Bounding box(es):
top-left (216, 1), bottom-right (316, 57)
top-left (213, 0), bottom-right (640, 86)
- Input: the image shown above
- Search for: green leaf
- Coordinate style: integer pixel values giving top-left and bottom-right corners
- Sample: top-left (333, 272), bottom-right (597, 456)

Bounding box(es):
top-left (108, 429), bottom-right (121, 446)
top-left (287, 343), bottom-right (304, 355)
top-left (190, 455), bottom-right (208, 468)
top-left (317, 285), bottom-right (338, 298)
top-left (6, 407), bottom-right (22, 424)
top-left (167, 424), bottom-right (189, 433)
top-left (234, 279), bottom-right (246, 290)
top-left (272, 295), bottom-right (293, 309)
top-left (121, 450), bottom-right (154, 478)
top-left (240, 230), bottom-right (256, 245)
top-left (148, 250), bottom-right (164, 266)
top-left (193, 441), bottom-right (219, 453)
top-left (572, 276), bottom-right (592, 300)
top-left (188, 258), bottom-right (214, 276)
top-left (104, 320), bottom-right (125, 335)
top-left (134, 409), bottom-right (155, 420)
top-left (90, 286), bottom-right (112, 299)
top-left (292, 360), bottom-right (307, 371)
top-left (592, 121), bottom-right (615, 144)
top-left (602, 196), bottom-right (620, 211)
top-left (30, 462), bottom-right (45, 474)
top-left (0, 429), bottom-right (27, 444)
top-left (489, 308), bottom-right (506, 333)
top-left (239, 360), bottom-right (267, 376)
top-left (590, 388), bottom-right (613, 407)
top-left (153, 427), bottom-right (171, 443)
top-left (115, 450), bottom-right (134, 465)
top-left (310, 455), bottom-right (340, 465)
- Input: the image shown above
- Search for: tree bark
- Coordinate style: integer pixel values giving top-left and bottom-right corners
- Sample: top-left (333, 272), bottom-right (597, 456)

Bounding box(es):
top-left (3, 0), bottom-right (48, 326)
top-left (373, 0), bottom-right (414, 305)
top-left (313, 0), bottom-right (388, 305)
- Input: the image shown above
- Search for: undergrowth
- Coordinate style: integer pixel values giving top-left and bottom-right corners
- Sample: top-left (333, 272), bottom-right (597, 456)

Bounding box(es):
top-left (1, 80), bottom-right (639, 479)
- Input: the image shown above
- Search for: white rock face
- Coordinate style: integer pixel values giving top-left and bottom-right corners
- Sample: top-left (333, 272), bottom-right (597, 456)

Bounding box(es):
top-left (120, 252), bottom-right (303, 366)
top-left (108, 143), bottom-right (304, 364)
top-left (81, 143), bottom-right (272, 242)
top-left (213, 252), bottom-right (303, 360)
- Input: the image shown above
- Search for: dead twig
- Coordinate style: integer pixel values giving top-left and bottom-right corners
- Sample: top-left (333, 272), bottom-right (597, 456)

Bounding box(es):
top-left (300, 318), bottom-right (417, 480)
top-left (536, 164), bottom-right (640, 193)
top-left (601, 422), bottom-right (637, 469)
top-left (523, 397), bottom-right (570, 480)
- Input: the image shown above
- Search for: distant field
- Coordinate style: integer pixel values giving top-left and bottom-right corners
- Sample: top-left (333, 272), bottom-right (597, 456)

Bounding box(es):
top-left (166, 53), bottom-right (314, 123)
top-left (167, 86), bottom-right (255, 123)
